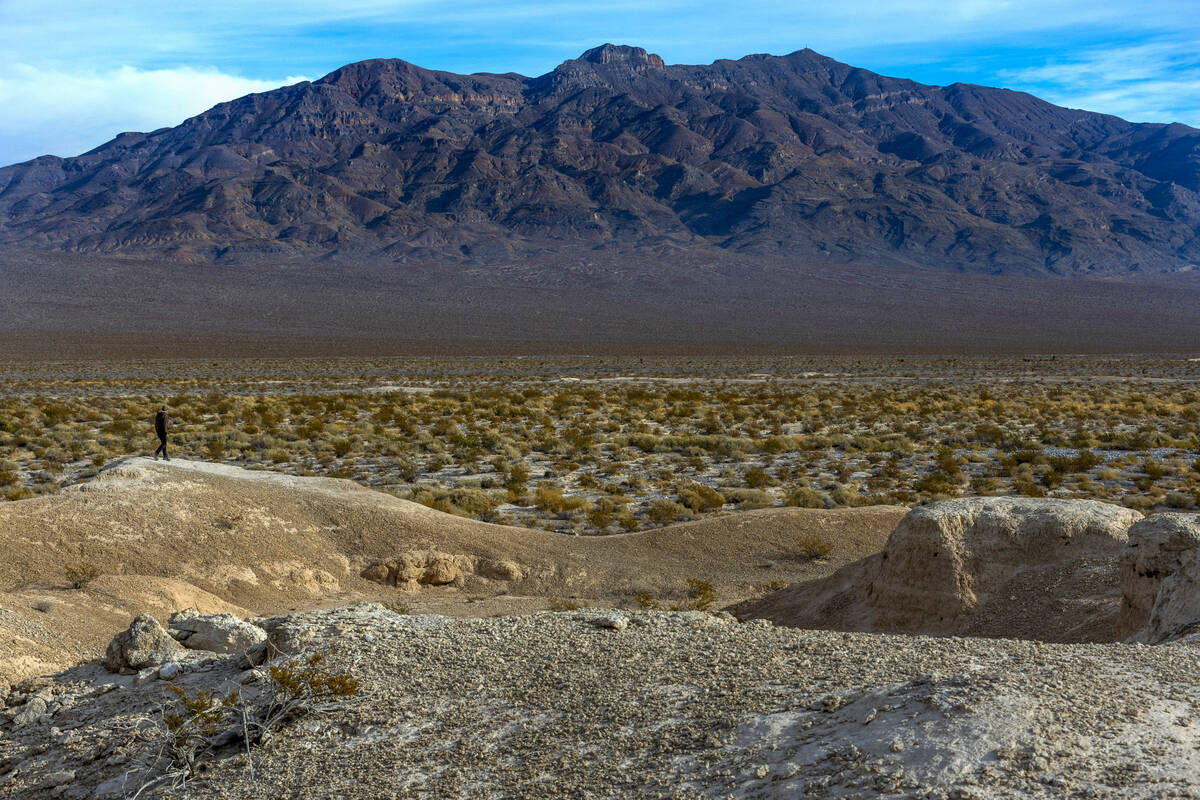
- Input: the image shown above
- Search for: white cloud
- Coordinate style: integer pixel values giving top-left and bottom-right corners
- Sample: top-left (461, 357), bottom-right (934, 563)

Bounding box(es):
top-left (0, 65), bottom-right (306, 164)
top-left (1000, 42), bottom-right (1200, 126)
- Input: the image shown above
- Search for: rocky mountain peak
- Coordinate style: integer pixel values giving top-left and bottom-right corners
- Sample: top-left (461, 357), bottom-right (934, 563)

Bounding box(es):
top-left (0, 46), bottom-right (1198, 276)
top-left (575, 43), bottom-right (665, 69)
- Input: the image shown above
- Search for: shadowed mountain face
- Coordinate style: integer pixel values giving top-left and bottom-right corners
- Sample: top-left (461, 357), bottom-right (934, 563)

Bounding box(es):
top-left (2, 44), bottom-right (1199, 276)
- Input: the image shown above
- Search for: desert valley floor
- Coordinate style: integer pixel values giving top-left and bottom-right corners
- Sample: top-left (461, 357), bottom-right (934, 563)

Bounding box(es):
top-left (0, 356), bottom-right (1196, 798)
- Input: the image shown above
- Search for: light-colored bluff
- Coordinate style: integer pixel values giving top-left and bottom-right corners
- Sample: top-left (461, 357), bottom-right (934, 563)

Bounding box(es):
top-left (734, 496), bottom-right (1200, 644)
top-left (1120, 512), bottom-right (1200, 643)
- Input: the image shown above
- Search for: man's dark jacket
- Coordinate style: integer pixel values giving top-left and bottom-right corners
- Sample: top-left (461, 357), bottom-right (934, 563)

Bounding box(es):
top-left (155, 410), bottom-right (168, 438)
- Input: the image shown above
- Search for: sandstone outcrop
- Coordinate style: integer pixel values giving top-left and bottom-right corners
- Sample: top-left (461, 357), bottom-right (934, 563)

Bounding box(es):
top-left (167, 609), bottom-right (268, 654)
top-left (103, 614), bottom-right (187, 673)
top-left (1120, 513), bottom-right (1200, 643)
top-left (732, 498), bottom-right (1142, 642)
top-left (358, 551), bottom-right (525, 591)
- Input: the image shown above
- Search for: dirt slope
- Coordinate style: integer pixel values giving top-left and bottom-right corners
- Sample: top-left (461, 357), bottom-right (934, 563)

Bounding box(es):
top-left (0, 458), bottom-right (905, 683)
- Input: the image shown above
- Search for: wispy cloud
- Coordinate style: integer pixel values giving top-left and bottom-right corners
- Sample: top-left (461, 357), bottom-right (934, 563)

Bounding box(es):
top-left (0, 65), bottom-right (307, 163)
top-left (999, 41), bottom-right (1200, 125)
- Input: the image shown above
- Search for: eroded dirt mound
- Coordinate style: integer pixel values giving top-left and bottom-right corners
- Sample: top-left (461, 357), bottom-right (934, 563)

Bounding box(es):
top-left (0, 457), bottom-right (906, 684)
top-left (732, 497), bottom-right (1146, 642)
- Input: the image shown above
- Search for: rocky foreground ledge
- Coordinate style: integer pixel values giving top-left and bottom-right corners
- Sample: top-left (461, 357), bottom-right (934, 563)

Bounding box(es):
top-left (2, 604), bottom-right (1197, 799)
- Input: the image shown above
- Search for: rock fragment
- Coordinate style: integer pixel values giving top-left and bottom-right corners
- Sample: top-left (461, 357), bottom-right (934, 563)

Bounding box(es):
top-left (103, 614), bottom-right (186, 673)
top-left (590, 612), bottom-right (629, 631)
top-left (167, 609), bottom-right (268, 654)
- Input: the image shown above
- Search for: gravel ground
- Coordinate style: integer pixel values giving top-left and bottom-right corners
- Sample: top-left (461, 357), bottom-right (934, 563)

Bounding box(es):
top-left (1, 604), bottom-right (1197, 799)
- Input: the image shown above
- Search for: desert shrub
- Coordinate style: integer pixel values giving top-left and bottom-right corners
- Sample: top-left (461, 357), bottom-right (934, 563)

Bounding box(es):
top-left (760, 436), bottom-right (791, 454)
top-left (587, 505), bottom-right (614, 529)
top-left (534, 484), bottom-right (586, 514)
top-left (744, 466), bottom-right (775, 488)
top-left (646, 499), bottom-right (689, 524)
top-left (445, 487), bottom-right (500, 516)
top-left (1015, 480), bottom-right (1046, 498)
top-left (683, 578), bottom-right (716, 610)
top-left (974, 424), bottom-right (1006, 446)
top-left (1121, 494), bottom-right (1155, 511)
top-left (137, 650), bottom-right (359, 792)
top-left (796, 534), bottom-right (833, 559)
top-left (785, 486), bottom-right (828, 508)
top-left (635, 592), bottom-right (661, 610)
top-left (1164, 492), bottom-right (1194, 509)
top-left (830, 486), bottom-right (866, 506)
top-left (724, 488), bottom-right (774, 509)
top-left (934, 447), bottom-right (962, 476)
top-left (64, 561), bottom-right (100, 588)
top-left (677, 482), bottom-right (725, 512)
top-left (913, 471), bottom-right (958, 496)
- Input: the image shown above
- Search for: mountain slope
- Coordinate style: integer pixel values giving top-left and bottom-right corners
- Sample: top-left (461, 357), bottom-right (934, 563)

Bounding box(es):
top-left (2, 44), bottom-right (1199, 276)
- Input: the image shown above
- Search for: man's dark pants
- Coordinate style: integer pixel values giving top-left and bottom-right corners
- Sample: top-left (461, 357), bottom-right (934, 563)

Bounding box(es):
top-left (155, 435), bottom-right (168, 460)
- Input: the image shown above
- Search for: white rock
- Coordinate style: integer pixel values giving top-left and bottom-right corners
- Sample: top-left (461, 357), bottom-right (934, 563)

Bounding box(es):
top-left (103, 614), bottom-right (187, 672)
top-left (133, 668), bottom-right (158, 687)
top-left (168, 609), bottom-right (268, 654)
top-left (590, 612), bottom-right (629, 631)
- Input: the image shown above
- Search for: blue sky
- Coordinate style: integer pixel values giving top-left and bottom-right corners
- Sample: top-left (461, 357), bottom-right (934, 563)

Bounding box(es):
top-left (1, 1), bottom-right (1197, 166)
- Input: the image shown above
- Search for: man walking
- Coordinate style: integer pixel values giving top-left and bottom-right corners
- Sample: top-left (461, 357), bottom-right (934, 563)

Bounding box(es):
top-left (154, 406), bottom-right (169, 460)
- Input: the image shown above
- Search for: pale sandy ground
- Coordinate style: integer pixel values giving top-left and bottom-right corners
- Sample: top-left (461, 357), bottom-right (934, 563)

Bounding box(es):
top-left (0, 458), bottom-right (905, 685)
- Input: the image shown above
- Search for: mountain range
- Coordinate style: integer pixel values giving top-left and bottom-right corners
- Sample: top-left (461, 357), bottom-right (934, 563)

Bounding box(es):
top-left (2, 44), bottom-right (1199, 277)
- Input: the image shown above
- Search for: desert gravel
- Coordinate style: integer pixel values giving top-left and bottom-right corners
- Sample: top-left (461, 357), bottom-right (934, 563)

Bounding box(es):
top-left (1, 603), bottom-right (1197, 799)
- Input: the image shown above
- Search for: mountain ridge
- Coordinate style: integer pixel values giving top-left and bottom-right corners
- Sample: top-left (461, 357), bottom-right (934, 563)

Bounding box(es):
top-left (1, 44), bottom-right (1199, 276)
